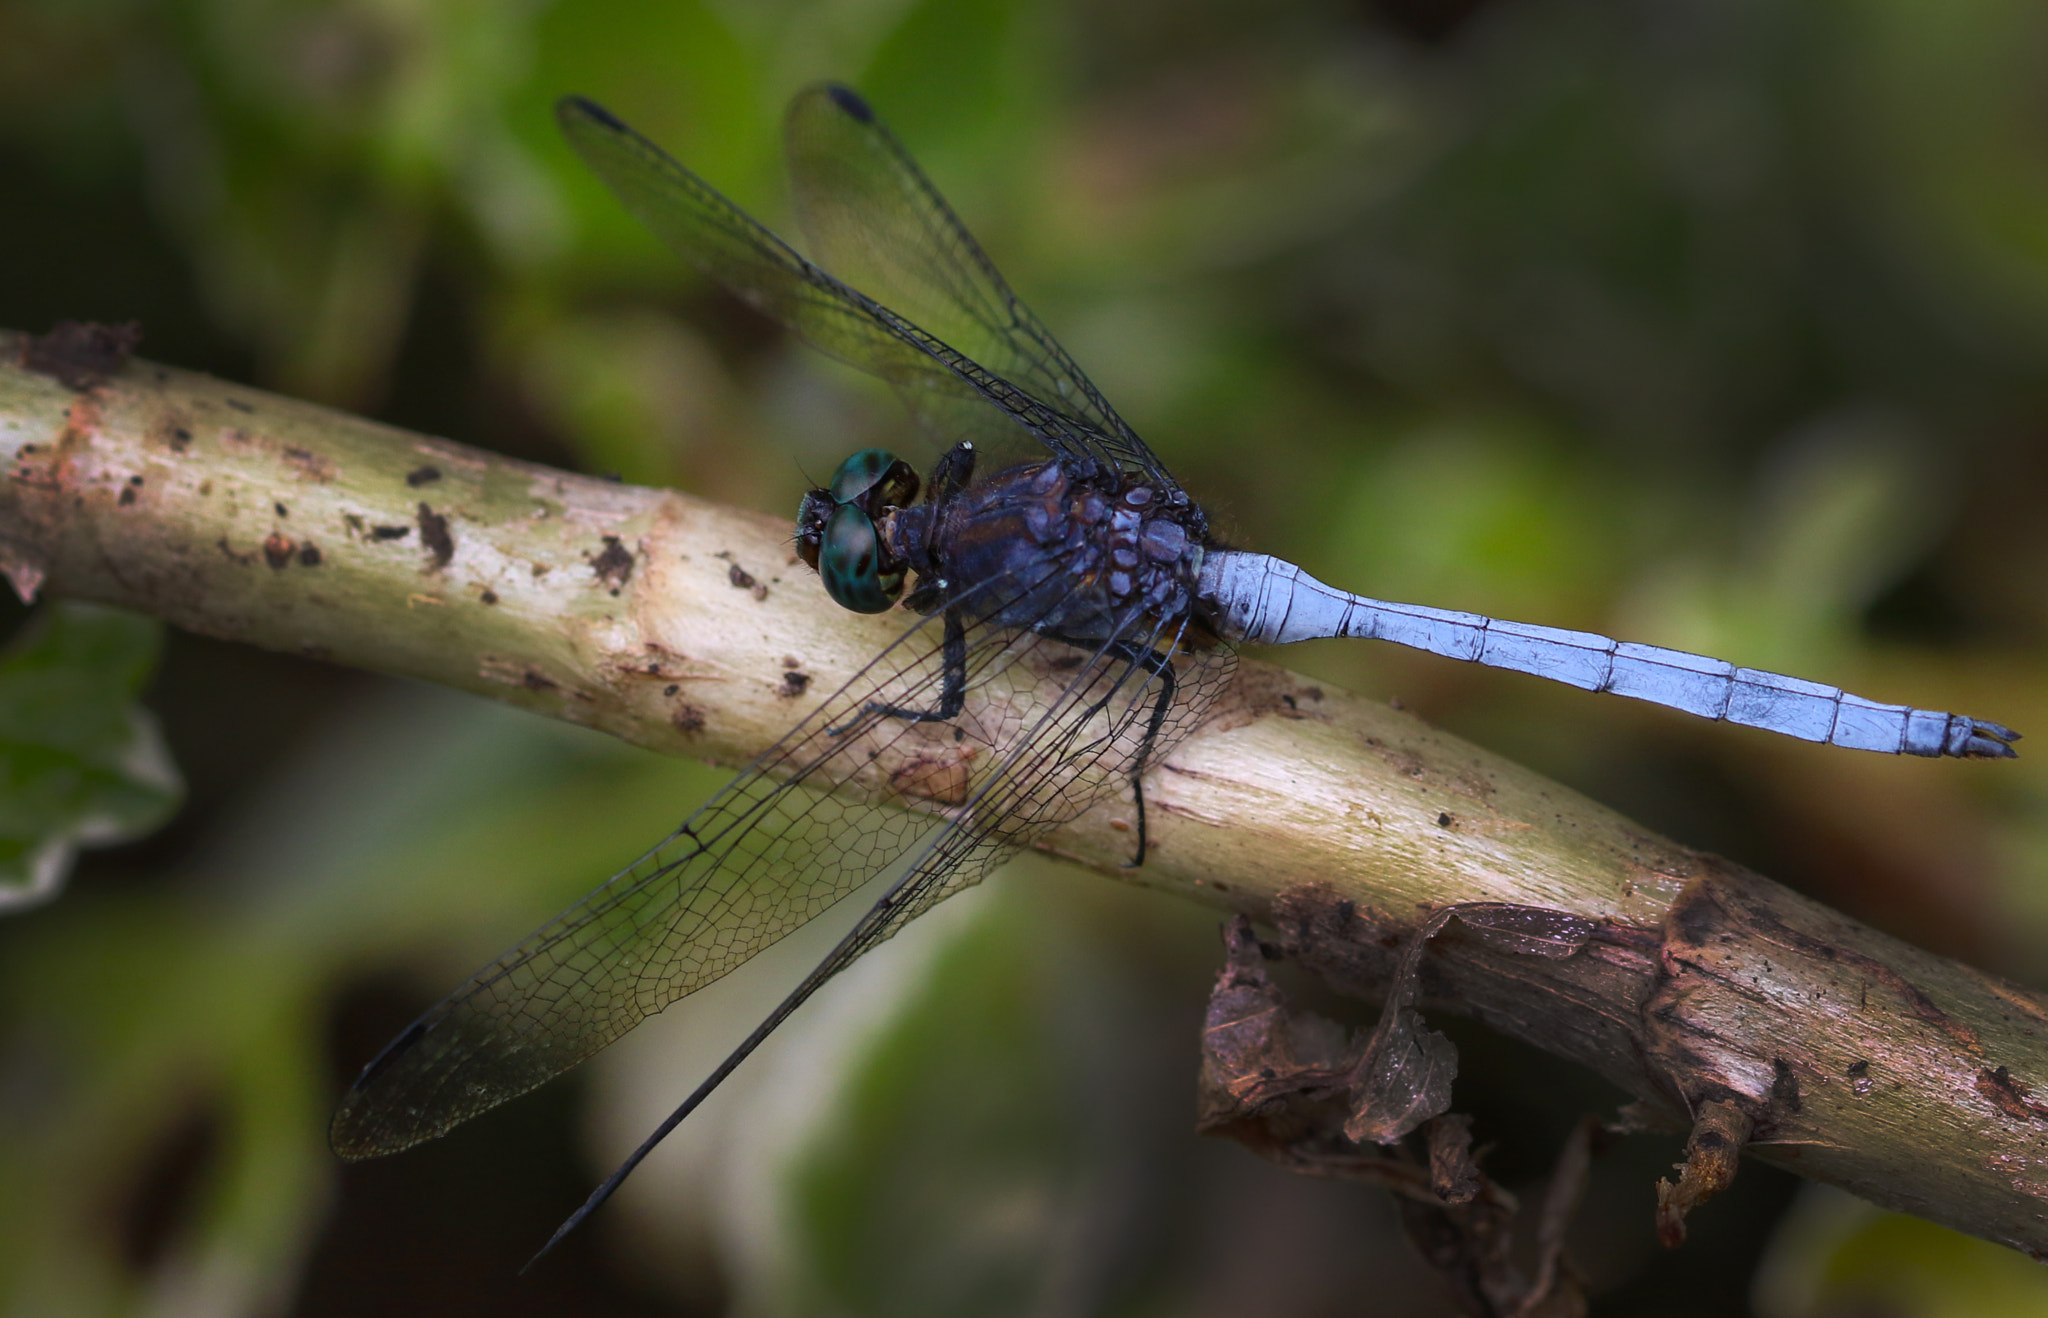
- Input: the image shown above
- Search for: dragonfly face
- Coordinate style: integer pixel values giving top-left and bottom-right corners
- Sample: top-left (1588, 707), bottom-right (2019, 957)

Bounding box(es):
top-left (796, 447), bottom-right (919, 613)
top-left (331, 81), bottom-right (2018, 1269)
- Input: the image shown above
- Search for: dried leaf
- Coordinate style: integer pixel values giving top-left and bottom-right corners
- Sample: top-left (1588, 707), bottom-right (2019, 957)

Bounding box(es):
top-left (1654, 1100), bottom-right (1753, 1247)
top-left (1345, 1005), bottom-right (1459, 1144)
top-left (1426, 1113), bottom-right (1482, 1205)
top-left (1454, 903), bottom-right (1597, 958)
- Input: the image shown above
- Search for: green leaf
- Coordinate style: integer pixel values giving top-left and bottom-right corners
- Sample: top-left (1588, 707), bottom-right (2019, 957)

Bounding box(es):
top-left (1758, 1185), bottom-right (2048, 1318)
top-left (0, 602), bottom-right (183, 910)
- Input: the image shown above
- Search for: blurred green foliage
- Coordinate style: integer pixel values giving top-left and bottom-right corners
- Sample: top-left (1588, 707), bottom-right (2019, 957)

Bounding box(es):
top-left (2, 0), bottom-right (2046, 1314)
top-left (1755, 1185), bottom-right (2048, 1318)
top-left (0, 603), bottom-right (181, 909)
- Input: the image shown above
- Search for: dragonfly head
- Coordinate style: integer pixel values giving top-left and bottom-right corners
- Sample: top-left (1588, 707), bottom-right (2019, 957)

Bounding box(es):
top-left (796, 448), bottom-right (919, 614)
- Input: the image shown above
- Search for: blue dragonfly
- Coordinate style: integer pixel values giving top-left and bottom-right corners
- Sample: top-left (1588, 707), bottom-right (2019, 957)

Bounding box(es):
top-left (330, 84), bottom-right (2020, 1256)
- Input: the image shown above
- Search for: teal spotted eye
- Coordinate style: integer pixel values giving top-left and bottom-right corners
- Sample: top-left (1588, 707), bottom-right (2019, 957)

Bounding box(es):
top-left (818, 503), bottom-right (905, 613)
top-left (829, 449), bottom-right (919, 509)
top-left (808, 449), bottom-right (915, 611)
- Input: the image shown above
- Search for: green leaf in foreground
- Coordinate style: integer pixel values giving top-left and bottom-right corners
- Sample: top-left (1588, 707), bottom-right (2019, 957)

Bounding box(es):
top-left (0, 602), bottom-right (183, 910)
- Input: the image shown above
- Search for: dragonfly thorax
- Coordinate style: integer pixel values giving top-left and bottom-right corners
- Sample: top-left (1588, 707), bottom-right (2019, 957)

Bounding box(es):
top-left (879, 457), bottom-right (1209, 643)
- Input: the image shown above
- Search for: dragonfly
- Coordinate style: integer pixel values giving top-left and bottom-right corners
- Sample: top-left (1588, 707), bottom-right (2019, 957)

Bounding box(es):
top-left (330, 84), bottom-right (2021, 1258)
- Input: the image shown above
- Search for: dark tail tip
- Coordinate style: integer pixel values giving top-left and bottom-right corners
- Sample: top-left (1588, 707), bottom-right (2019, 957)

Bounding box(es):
top-left (1962, 718), bottom-right (2021, 758)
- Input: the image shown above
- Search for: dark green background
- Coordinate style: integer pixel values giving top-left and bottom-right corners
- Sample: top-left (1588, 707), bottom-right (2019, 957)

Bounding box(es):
top-left (3, 0), bottom-right (2045, 1312)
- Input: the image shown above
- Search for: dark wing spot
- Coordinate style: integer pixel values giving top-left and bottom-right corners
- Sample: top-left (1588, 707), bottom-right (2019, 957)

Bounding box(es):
top-left (349, 1020), bottom-right (428, 1092)
top-left (561, 95), bottom-right (626, 132)
top-left (827, 84), bottom-right (874, 122)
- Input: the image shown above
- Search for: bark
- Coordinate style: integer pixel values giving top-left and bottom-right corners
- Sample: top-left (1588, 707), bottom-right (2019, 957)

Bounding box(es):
top-left (5, 328), bottom-right (2046, 1259)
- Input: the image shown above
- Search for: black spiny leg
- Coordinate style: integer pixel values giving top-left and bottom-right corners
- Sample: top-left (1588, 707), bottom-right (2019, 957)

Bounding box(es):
top-left (832, 608), bottom-right (969, 735)
top-left (1048, 633), bottom-right (1179, 868)
top-left (924, 441), bottom-right (977, 507)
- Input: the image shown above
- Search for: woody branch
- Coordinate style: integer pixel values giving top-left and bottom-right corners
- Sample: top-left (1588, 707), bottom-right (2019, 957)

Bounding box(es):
top-left (5, 328), bottom-right (2045, 1257)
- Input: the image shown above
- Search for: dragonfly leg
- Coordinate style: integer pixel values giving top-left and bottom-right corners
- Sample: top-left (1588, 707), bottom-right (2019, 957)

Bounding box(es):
top-left (1048, 633), bottom-right (1179, 868)
top-left (1122, 645), bottom-right (1178, 868)
top-left (832, 608), bottom-right (968, 735)
top-left (923, 440), bottom-right (977, 506)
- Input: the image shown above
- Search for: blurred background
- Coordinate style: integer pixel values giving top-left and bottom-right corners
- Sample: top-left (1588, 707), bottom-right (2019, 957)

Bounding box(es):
top-left (3, 0), bottom-right (2046, 1312)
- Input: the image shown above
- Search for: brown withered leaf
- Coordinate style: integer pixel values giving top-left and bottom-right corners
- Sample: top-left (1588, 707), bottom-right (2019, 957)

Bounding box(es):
top-left (1426, 1113), bottom-right (1483, 1205)
top-left (1197, 910), bottom-right (1607, 1316)
top-left (1654, 1100), bottom-right (1753, 1247)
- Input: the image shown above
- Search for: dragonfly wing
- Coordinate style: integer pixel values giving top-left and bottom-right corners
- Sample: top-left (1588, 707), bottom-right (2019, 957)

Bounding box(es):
top-left (526, 606), bottom-right (1237, 1252)
top-left (859, 616), bottom-right (1233, 950)
top-left (331, 568), bottom-right (1229, 1158)
top-left (333, 601), bottom-right (998, 1158)
top-left (784, 84), bottom-right (1178, 490)
top-left (558, 96), bottom-right (1113, 476)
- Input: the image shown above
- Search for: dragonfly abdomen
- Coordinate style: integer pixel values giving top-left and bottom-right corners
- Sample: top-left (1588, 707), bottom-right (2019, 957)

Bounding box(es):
top-left (1198, 550), bottom-right (2018, 759)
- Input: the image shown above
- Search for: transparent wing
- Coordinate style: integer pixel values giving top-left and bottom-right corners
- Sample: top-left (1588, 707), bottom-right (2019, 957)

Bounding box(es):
top-left (330, 570), bottom-right (1232, 1159)
top-left (697, 602), bottom-right (1235, 1067)
top-left (852, 606), bottom-right (1235, 951)
top-left (783, 84), bottom-right (1176, 488)
top-left (557, 95), bottom-right (1123, 478)
top-left (522, 605), bottom-right (1237, 1256)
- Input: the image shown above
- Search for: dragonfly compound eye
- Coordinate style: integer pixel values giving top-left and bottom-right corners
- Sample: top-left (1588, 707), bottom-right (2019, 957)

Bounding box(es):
top-left (819, 502), bottom-right (905, 613)
top-left (828, 448), bottom-right (920, 511)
